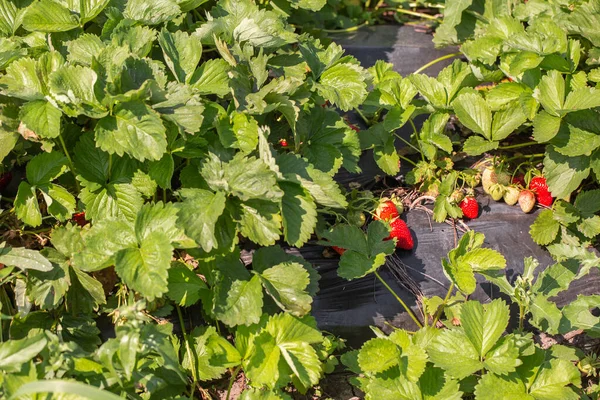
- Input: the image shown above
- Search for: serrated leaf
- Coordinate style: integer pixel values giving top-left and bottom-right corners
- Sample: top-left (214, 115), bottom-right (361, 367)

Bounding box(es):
top-left (158, 29), bottom-right (202, 83)
top-left (317, 62), bottom-right (368, 111)
top-left (409, 74), bottom-right (447, 109)
top-left (358, 337), bottom-right (400, 374)
top-left (280, 182), bottom-right (317, 248)
top-left (49, 64), bottom-right (106, 118)
top-left (19, 100), bottom-right (61, 139)
top-left (124, 0), bottom-right (181, 25)
top-left (176, 189), bottom-right (226, 252)
top-left (114, 231), bottom-right (172, 301)
top-left (66, 34), bottom-right (105, 66)
top-left (543, 147), bottom-right (590, 199)
top-left (453, 92), bottom-right (492, 139)
top-left (492, 102), bottom-right (527, 141)
top-left (22, 0), bottom-right (79, 32)
top-left (14, 181), bottom-right (42, 227)
top-left (463, 135), bottom-right (499, 156)
top-left (461, 300), bottom-right (510, 357)
top-left (80, 0), bottom-right (111, 25)
top-left (41, 183), bottom-right (76, 222)
top-left (213, 274), bottom-right (263, 327)
top-left (533, 70), bottom-right (564, 117)
top-left (530, 209), bottom-right (560, 245)
top-left (190, 58), bottom-right (231, 97)
top-left (0, 244), bottom-right (52, 272)
top-left (95, 101), bottom-right (167, 162)
top-left (182, 326), bottom-right (241, 381)
top-left (258, 262), bottom-right (312, 316)
top-left (560, 295), bottom-right (600, 338)
top-left (0, 334), bottom-right (47, 371)
top-left (0, 57), bottom-right (44, 101)
top-left (428, 329), bottom-right (481, 379)
top-left (237, 199), bottom-right (282, 246)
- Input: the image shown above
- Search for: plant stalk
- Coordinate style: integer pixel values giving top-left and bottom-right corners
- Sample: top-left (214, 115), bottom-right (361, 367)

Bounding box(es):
top-left (413, 52), bottom-right (462, 74)
top-left (432, 282), bottom-right (454, 327)
top-left (225, 365), bottom-right (242, 400)
top-left (374, 270), bottom-right (423, 328)
top-left (322, 21), bottom-right (369, 33)
top-left (58, 133), bottom-right (80, 192)
top-left (498, 141), bottom-right (537, 150)
top-left (395, 8), bottom-right (441, 21)
top-left (176, 305), bottom-right (197, 400)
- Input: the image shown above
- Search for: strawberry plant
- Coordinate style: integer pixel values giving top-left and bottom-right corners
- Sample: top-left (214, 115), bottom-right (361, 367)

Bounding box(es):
top-left (0, 0), bottom-right (600, 398)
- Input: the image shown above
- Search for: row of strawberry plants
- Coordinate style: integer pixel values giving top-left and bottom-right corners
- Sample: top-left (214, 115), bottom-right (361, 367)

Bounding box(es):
top-left (0, 0), bottom-right (599, 399)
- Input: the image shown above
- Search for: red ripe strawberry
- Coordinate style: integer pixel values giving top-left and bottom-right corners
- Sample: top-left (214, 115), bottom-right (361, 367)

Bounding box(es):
top-left (512, 174), bottom-right (525, 187)
top-left (388, 218), bottom-right (414, 250)
top-left (518, 190), bottom-right (535, 213)
top-left (72, 211), bottom-right (88, 227)
top-left (279, 139), bottom-right (288, 148)
top-left (0, 171), bottom-right (12, 192)
top-left (536, 192), bottom-right (553, 207)
top-left (374, 200), bottom-right (399, 221)
top-left (347, 123), bottom-right (360, 132)
top-left (459, 196), bottom-right (479, 219)
top-left (332, 246), bottom-right (346, 255)
top-left (529, 176), bottom-right (549, 194)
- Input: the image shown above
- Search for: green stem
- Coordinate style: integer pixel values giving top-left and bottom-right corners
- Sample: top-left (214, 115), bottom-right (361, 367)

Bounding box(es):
top-left (162, 188), bottom-right (167, 203)
top-left (518, 304), bottom-right (524, 332)
top-left (355, 108), bottom-right (371, 126)
top-left (176, 305), bottom-right (197, 400)
top-left (374, 271), bottom-right (423, 328)
top-left (322, 21), bottom-right (369, 33)
top-left (395, 8), bottom-right (441, 21)
top-left (413, 52), bottom-right (462, 75)
top-left (399, 155), bottom-right (417, 167)
top-left (432, 282), bottom-right (454, 327)
top-left (225, 365), bottom-right (242, 400)
top-left (394, 132), bottom-right (422, 156)
top-left (408, 119), bottom-right (426, 162)
top-left (498, 141), bottom-right (538, 150)
top-left (58, 133), bottom-right (80, 192)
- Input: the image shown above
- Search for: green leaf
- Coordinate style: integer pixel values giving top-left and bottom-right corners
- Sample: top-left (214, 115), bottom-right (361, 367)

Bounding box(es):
top-left (560, 295), bottom-right (600, 338)
top-left (182, 326), bottom-right (241, 381)
top-left (461, 299), bottom-right (510, 357)
top-left (213, 274), bottom-right (263, 327)
top-left (0, 57), bottom-right (44, 101)
top-left (427, 329), bottom-right (481, 379)
top-left (95, 101), bottom-right (167, 162)
top-left (474, 373), bottom-right (530, 400)
top-left (491, 102), bottom-right (527, 141)
top-left (80, 0), bottom-right (111, 25)
top-left (190, 58), bottom-right (231, 97)
top-left (442, 258), bottom-right (476, 295)
top-left (280, 182), bottom-right (317, 248)
top-left (452, 92), bottom-right (492, 139)
top-left (409, 73), bottom-right (447, 109)
top-left (19, 100), bottom-right (61, 139)
top-left (123, 0), bottom-right (181, 25)
top-left (463, 136), bottom-right (499, 156)
top-left (533, 70), bottom-right (564, 117)
top-left (317, 62), bottom-right (368, 111)
top-left (0, 244), bottom-right (52, 272)
top-left (167, 261), bottom-right (207, 307)
top-left (14, 181), bottom-right (42, 227)
top-left (176, 189), bottom-right (226, 252)
top-left (461, 248), bottom-right (506, 272)
top-left (0, 334), bottom-right (47, 371)
top-left (530, 209), bottom-right (560, 245)
top-left (217, 111), bottom-right (259, 153)
top-left (320, 221), bottom-right (395, 280)
top-left (202, 153), bottom-right (283, 201)
top-left (543, 146), bottom-right (590, 199)
top-left (574, 189), bottom-right (600, 216)
top-left (114, 231), bottom-right (172, 301)
top-left (22, 0), bottom-right (79, 32)
top-left (41, 183), bottom-right (76, 222)
top-left (530, 295), bottom-right (563, 334)
top-left (237, 200), bottom-right (282, 246)
top-left (49, 64), bottom-right (106, 118)
top-left (66, 34), bottom-right (105, 66)
top-left (258, 262), bottom-right (312, 316)
top-left (374, 135), bottom-right (400, 176)
top-left (158, 29), bottom-right (202, 83)
top-left (357, 337), bottom-right (400, 374)
top-left (67, 266), bottom-right (106, 313)
top-left (245, 331), bottom-right (281, 388)
top-left (148, 153), bottom-right (174, 190)
top-left (533, 111), bottom-right (562, 142)
top-left (26, 151), bottom-right (68, 185)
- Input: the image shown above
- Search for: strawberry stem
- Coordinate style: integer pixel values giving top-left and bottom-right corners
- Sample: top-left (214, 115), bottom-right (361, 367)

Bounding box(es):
top-left (58, 133), bottom-right (80, 192)
top-left (432, 282), bottom-right (454, 327)
top-left (413, 52), bottom-right (462, 74)
top-left (374, 270), bottom-right (423, 328)
top-left (498, 141), bottom-right (537, 150)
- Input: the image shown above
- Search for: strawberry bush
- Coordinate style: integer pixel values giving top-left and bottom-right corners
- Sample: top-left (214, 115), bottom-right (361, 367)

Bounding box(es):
top-left (0, 0), bottom-right (599, 399)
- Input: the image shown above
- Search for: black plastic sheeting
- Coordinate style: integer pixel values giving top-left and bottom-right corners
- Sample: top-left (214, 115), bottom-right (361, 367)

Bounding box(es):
top-left (329, 25), bottom-right (459, 76)
top-left (290, 198), bottom-right (600, 347)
